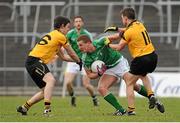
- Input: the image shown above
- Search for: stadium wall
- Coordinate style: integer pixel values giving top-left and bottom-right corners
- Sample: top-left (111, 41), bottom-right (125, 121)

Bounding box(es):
top-left (119, 72), bottom-right (180, 97)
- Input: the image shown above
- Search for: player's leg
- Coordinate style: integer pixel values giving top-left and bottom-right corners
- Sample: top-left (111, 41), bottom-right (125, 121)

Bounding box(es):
top-left (124, 74), bottom-right (154, 114)
top-left (64, 72), bottom-right (77, 106)
top-left (115, 56), bottom-right (137, 115)
top-left (17, 90), bottom-right (44, 115)
top-left (82, 71), bottom-right (99, 106)
top-left (43, 72), bottom-right (56, 116)
top-left (140, 76), bottom-right (154, 98)
top-left (98, 74), bottom-right (126, 115)
top-left (65, 73), bottom-right (76, 97)
top-left (132, 52), bottom-right (164, 113)
top-left (82, 75), bottom-right (94, 95)
top-left (140, 75), bottom-right (156, 108)
top-left (123, 72), bottom-right (139, 115)
top-left (134, 84), bottom-right (148, 97)
top-left (127, 75), bottom-right (165, 113)
top-left (140, 52), bottom-right (159, 110)
top-left (139, 52), bottom-right (164, 113)
top-left (17, 57), bottom-right (50, 115)
top-left (128, 54), bottom-right (155, 113)
top-left (64, 62), bottom-right (79, 106)
top-left (140, 75), bottom-right (165, 113)
top-left (32, 60), bottom-right (54, 116)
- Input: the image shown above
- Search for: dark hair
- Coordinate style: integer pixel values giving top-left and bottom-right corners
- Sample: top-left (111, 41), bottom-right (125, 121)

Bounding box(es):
top-left (77, 34), bottom-right (91, 43)
top-left (73, 15), bottom-right (84, 22)
top-left (120, 7), bottom-right (135, 20)
top-left (54, 16), bottom-right (70, 29)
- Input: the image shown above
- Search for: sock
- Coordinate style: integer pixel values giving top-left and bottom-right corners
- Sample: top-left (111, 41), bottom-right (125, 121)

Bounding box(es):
top-left (128, 106), bottom-right (135, 112)
top-left (44, 100), bottom-right (51, 109)
top-left (104, 93), bottom-right (125, 112)
top-left (137, 85), bottom-right (148, 97)
top-left (70, 91), bottom-right (75, 97)
top-left (22, 101), bottom-right (32, 111)
top-left (147, 90), bottom-right (154, 99)
top-left (92, 95), bottom-right (98, 102)
top-left (92, 95), bottom-right (97, 99)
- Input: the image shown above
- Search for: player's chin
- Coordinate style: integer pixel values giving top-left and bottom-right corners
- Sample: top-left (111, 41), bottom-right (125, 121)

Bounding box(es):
top-left (77, 25), bottom-right (81, 29)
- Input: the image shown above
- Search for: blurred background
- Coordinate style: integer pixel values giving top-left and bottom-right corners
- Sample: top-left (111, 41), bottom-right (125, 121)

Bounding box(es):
top-left (0, 0), bottom-right (180, 96)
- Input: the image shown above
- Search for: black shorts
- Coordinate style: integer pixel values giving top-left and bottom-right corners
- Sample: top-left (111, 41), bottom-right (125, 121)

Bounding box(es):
top-left (129, 52), bottom-right (158, 76)
top-left (25, 56), bottom-right (50, 88)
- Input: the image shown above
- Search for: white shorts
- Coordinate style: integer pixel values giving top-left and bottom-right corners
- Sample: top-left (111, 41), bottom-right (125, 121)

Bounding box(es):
top-left (104, 56), bottom-right (130, 78)
top-left (65, 62), bottom-right (87, 75)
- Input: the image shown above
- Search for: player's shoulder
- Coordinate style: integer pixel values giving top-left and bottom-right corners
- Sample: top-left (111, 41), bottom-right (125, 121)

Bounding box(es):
top-left (98, 36), bottom-right (106, 41)
top-left (51, 30), bottom-right (66, 40)
top-left (67, 28), bottom-right (76, 35)
top-left (82, 28), bottom-right (90, 32)
top-left (82, 29), bottom-right (91, 35)
top-left (66, 28), bottom-right (75, 37)
top-left (124, 24), bottom-right (136, 35)
top-left (49, 29), bottom-right (63, 35)
top-left (93, 37), bottom-right (105, 46)
top-left (66, 29), bottom-right (75, 39)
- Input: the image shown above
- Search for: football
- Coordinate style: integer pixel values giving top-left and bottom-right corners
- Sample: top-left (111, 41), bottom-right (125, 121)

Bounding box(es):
top-left (91, 60), bottom-right (105, 72)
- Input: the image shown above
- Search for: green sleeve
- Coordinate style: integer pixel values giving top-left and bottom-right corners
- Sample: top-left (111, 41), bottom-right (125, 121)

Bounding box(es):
top-left (97, 37), bottom-right (107, 46)
top-left (66, 30), bottom-right (72, 40)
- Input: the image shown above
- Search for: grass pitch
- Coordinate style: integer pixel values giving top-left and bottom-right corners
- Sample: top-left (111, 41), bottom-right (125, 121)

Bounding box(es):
top-left (0, 96), bottom-right (180, 122)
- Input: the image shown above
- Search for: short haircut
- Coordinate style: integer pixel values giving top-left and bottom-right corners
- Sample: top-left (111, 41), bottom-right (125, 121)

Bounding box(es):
top-left (120, 7), bottom-right (135, 20)
top-left (54, 16), bottom-right (70, 29)
top-left (77, 34), bottom-right (91, 43)
top-left (73, 15), bottom-right (84, 22)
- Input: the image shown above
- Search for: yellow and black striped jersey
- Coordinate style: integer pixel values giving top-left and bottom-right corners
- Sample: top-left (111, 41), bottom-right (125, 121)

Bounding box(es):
top-left (123, 20), bottom-right (155, 58)
top-left (29, 30), bottom-right (69, 64)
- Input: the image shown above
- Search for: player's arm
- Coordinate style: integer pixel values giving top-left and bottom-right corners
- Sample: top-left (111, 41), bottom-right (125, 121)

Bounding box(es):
top-left (106, 33), bottom-right (120, 42)
top-left (109, 38), bottom-right (127, 51)
top-left (63, 44), bottom-right (81, 63)
top-left (57, 48), bottom-right (74, 62)
top-left (104, 28), bottom-right (125, 44)
top-left (84, 68), bottom-right (99, 79)
top-left (63, 43), bottom-right (83, 71)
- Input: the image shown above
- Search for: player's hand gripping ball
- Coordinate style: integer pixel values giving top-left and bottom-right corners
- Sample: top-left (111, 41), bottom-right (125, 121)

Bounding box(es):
top-left (91, 60), bottom-right (107, 76)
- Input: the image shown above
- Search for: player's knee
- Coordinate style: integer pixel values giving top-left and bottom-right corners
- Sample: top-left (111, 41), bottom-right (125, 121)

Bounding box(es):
top-left (97, 86), bottom-right (108, 96)
top-left (82, 82), bottom-right (89, 88)
top-left (43, 73), bottom-right (56, 85)
top-left (82, 77), bottom-right (90, 88)
top-left (134, 84), bottom-right (140, 91)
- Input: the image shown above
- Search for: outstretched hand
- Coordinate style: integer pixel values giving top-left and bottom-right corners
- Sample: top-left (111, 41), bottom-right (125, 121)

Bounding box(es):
top-left (104, 26), bottom-right (118, 33)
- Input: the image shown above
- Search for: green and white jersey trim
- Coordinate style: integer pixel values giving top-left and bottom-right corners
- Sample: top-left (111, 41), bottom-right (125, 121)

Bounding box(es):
top-left (107, 56), bottom-right (122, 68)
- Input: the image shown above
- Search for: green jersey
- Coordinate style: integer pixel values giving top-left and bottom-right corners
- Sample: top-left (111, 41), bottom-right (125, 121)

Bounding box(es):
top-left (82, 37), bottom-right (123, 70)
top-left (66, 28), bottom-right (92, 58)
